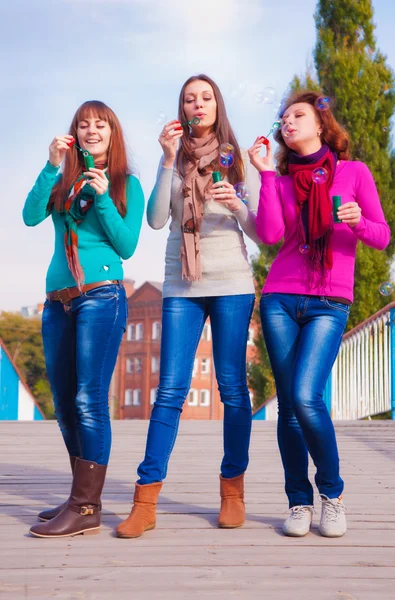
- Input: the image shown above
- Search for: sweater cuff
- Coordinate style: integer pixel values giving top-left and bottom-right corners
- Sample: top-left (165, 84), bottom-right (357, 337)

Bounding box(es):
top-left (260, 170), bottom-right (276, 182)
top-left (233, 202), bottom-right (249, 220)
top-left (350, 215), bottom-right (366, 236)
top-left (94, 189), bottom-right (113, 208)
top-left (44, 161), bottom-right (61, 175)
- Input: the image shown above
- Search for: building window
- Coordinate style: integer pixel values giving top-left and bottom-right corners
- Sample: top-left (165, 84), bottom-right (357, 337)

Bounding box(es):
top-left (202, 323), bottom-right (211, 341)
top-left (127, 324), bottom-right (135, 341)
top-left (136, 323), bottom-right (144, 341)
top-left (247, 328), bottom-right (254, 345)
top-left (133, 389), bottom-right (141, 406)
top-left (135, 358), bottom-right (142, 373)
top-left (200, 390), bottom-right (210, 407)
top-left (126, 358), bottom-right (133, 374)
top-left (125, 389), bottom-right (141, 406)
top-left (192, 358), bottom-right (198, 376)
top-left (201, 358), bottom-right (210, 374)
top-left (151, 356), bottom-right (159, 374)
top-left (188, 389), bottom-right (198, 406)
top-left (150, 388), bottom-right (157, 405)
top-left (152, 321), bottom-right (161, 340)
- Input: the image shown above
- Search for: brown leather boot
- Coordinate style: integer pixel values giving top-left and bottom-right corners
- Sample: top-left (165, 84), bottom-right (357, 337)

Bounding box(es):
top-left (38, 456), bottom-right (77, 522)
top-left (30, 458), bottom-right (107, 538)
top-left (116, 482), bottom-right (162, 539)
top-left (218, 473), bottom-right (245, 528)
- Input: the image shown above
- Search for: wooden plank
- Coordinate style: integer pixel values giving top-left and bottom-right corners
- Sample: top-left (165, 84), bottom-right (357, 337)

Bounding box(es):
top-left (0, 420), bottom-right (394, 600)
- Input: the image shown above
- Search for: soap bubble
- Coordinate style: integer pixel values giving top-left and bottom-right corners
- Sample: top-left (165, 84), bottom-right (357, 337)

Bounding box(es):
top-left (155, 111), bottom-right (167, 126)
top-left (312, 167), bottom-right (329, 184)
top-left (383, 126), bottom-right (389, 132)
top-left (219, 143), bottom-right (234, 158)
top-left (220, 155), bottom-right (234, 168)
top-left (315, 96), bottom-right (331, 111)
top-left (253, 87), bottom-right (277, 104)
top-left (234, 182), bottom-right (247, 200)
top-left (299, 244), bottom-right (310, 255)
top-left (272, 121), bottom-right (281, 130)
top-left (379, 282), bottom-right (394, 296)
top-left (229, 82), bottom-right (247, 100)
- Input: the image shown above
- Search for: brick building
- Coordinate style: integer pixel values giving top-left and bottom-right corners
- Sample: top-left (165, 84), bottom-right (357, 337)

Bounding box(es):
top-left (113, 280), bottom-right (258, 420)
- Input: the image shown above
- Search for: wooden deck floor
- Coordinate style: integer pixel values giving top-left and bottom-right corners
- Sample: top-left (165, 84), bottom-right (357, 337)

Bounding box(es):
top-left (1, 420), bottom-right (395, 600)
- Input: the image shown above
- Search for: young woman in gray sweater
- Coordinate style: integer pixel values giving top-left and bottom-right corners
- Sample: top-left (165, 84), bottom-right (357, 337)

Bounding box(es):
top-left (116, 74), bottom-right (261, 539)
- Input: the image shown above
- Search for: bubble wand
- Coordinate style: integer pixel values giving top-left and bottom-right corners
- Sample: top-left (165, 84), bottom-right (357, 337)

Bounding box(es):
top-left (67, 138), bottom-right (95, 170)
top-left (180, 117), bottom-right (201, 127)
top-left (259, 120), bottom-right (281, 146)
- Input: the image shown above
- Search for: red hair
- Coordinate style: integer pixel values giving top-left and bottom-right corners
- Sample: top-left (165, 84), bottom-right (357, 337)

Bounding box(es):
top-left (176, 74), bottom-right (244, 185)
top-left (50, 101), bottom-right (129, 216)
top-left (274, 90), bottom-right (351, 175)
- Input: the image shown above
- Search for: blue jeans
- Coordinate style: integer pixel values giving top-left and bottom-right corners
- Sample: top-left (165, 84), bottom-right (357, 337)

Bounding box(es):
top-left (260, 293), bottom-right (350, 507)
top-left (42, 284), bottom-right (127, 465)
top-left (137, 294), bottom-right (255, 484)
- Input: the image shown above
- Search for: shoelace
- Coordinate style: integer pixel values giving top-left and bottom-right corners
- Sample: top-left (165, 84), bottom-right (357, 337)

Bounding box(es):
top-left (320, 496), bottom-right (346, 522)
top-left (288, 506), bottom-right (314, 521)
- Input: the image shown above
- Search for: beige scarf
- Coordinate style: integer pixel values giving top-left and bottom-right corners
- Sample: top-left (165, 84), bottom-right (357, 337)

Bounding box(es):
top-left (180, 134), bottom-right (219, 281)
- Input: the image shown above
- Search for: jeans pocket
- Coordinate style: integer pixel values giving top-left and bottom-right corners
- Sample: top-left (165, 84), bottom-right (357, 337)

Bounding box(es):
top-left (84, 285), bottom-right (118, 300)
top-left (261, 293), bottom-right (273, 298)
top-left (324, 299), bottom-right (351, 314)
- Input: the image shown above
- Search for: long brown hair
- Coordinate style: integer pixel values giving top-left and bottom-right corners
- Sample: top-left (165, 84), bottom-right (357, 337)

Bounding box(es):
top-left (274, 90), bottom-right (351, 175)
top-left (176, 74), bottom-right (244, 184)
top-left (50, 101), bottom-right (129, 216)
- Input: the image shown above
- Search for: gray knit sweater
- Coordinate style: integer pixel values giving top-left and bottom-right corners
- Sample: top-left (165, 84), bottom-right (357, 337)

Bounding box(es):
top-left (147, 153), bottom-right (261, 298)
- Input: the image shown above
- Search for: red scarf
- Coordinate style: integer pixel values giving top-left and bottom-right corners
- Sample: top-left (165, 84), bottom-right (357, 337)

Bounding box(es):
top-left (288, 146), bottom-right (336, 273)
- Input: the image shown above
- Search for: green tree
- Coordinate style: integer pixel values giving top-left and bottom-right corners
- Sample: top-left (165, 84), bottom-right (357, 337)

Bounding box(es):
top-left (250, 0), bottom-right (395, 407)
top-left (314, 0), bottom-right (395, 327)
top-left (0, 312), bottom-right (54, 418)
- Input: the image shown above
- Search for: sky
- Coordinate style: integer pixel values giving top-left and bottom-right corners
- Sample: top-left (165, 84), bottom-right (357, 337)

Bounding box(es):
top-left (0, 0), bottom-right (394, 311)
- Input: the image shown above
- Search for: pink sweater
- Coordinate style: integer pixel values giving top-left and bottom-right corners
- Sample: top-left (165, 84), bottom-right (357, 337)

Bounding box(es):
top-left (256, 161), bottom-right (391, 302)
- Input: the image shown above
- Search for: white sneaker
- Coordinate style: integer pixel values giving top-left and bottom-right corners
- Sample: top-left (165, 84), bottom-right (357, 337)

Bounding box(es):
top-left (282, 505), bottom-right (314, 537)
top-left (319, 494), bottom-right (347, 537)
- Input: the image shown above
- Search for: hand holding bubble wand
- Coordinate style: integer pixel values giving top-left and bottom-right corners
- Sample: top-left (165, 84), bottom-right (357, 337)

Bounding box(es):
top-left (67, 138), bottom-right (95, 171)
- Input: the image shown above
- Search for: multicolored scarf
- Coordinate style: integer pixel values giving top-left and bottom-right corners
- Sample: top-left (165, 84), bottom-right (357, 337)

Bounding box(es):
top-left (288, 145), bottom-right (337, 275)
top-left (180, 134), bottom-right (219, 281)
top-left (63, 165), bottom-right (107, 290)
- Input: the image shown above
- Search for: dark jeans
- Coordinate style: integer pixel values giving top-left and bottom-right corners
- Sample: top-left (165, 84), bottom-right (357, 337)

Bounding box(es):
top-left (137, 294), bottom-right (255, 484)
top-left (42, 284), bottom-right (127, 465)
top-left (260, 293), bottom-right (350, 507)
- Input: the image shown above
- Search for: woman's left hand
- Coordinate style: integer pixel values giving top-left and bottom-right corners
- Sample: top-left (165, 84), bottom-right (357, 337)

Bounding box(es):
top-left (337, 202), bottom-right (362, 227)
top-left (211, 180), bottom-right (242, 212)
top-left (84, 168), bottom-right (109, 195)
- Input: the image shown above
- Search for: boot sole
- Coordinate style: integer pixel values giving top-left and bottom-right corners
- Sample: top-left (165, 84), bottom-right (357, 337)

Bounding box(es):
top-left (30, 526), bottom-right (100, 538)
top-left (116, 523), bottom-right (156, 538)
top-left (218, 522), bottom-right (244, 529)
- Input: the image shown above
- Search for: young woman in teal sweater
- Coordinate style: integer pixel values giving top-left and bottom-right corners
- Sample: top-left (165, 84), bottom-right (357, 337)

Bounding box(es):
top-left (23, 101), bottom-right (144, 538)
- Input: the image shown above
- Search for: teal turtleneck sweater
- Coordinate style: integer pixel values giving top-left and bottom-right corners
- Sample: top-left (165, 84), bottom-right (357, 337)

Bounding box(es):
top-left (23, 162), bottom-right (145, 292)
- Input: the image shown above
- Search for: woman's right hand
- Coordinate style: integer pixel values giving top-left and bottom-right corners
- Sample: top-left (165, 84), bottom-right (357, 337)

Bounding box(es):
top-left (248, 138), bottom-right (275, 173)
top-left (159, 120), bottom-right (184, 168)
top-left (49, 135), bottom-right (74, 168)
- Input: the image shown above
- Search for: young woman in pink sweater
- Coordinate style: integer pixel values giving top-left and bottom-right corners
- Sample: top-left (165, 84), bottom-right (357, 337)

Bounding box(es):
top-left (248, 90), bottom-right (390, 538)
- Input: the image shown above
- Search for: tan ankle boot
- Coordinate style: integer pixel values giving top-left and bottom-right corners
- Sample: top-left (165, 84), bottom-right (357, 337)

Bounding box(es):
top-left (30, 458), bottom-right (107, 538)
top-left (218, 474), bottom-right (245, 528)
top-left (37, 456), bottom-right (77, 522)
top-left (116, 482), bottom-right (162, 539)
